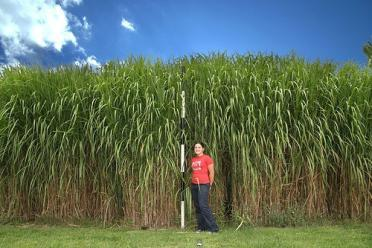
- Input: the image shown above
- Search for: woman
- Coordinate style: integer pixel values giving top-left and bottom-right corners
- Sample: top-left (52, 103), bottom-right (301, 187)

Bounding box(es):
top-left (190, 142), bottom-right (219, 233)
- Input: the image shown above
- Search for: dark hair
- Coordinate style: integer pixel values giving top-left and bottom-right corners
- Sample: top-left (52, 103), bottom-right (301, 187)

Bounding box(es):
top-left (193, 142), bottom-right (206, 149)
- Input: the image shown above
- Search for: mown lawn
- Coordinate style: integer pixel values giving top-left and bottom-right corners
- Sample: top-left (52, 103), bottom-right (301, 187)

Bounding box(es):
top-left (0, 224), bottom-right (371, 247)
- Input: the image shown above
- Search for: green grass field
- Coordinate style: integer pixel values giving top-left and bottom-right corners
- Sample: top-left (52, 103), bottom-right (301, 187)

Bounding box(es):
top-left (0, 224), bottom-right (371, 247)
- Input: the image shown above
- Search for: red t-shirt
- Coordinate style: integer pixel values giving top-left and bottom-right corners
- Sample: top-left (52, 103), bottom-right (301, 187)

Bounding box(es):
top-left (191, 155), bottom-right (214, 184)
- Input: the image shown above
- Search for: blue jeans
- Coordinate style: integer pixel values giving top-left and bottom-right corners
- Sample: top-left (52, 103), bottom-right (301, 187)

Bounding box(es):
top-left (191, 183), bottom-right (219, 232)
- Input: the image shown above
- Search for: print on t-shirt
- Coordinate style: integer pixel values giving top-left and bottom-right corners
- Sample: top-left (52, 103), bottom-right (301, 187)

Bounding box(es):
top-left (192, 160), bottom-right (202, 171)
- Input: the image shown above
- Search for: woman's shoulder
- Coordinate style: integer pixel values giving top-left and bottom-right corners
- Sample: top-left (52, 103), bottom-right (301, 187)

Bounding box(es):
top-left (202, 154), bottom-right (213, 161)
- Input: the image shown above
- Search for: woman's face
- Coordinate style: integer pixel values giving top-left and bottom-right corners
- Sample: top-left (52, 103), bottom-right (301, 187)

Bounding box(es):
top-left (194, 143), bottom-right (204, 156)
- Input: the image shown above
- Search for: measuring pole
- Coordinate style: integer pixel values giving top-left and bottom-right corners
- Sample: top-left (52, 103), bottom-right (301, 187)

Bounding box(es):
top-left (180, 66), bottom-right (186, 229)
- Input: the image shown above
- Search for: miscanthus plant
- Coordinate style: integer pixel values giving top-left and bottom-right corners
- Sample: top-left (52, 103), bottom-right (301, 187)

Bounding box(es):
top-left (0, 54), bottom-right (370, 227)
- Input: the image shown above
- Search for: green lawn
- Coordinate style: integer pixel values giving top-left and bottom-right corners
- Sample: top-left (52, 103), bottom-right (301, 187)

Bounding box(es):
top-left (0, 224), bottom-right (371, 247)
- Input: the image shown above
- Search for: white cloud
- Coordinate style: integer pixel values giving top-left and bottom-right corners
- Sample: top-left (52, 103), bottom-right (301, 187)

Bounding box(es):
top-left (69, 14), bottom-right (91, 31)
top-left (1, 37), bottom-right (31, 64)
top-left (121, 18), bottom-right (136, 32)
top-left (0, 0), bottom-right (78, 64)
top-left (60, 0), bottom-right (82, 8)
top-left (68, 14), bottom-right (92, 39)
top-left (77, 46), bottom-right (87, 56)
top-left (74, 55), bottom-right (101, 69)
top-left (85, 56), bottom-right (101, 68)
top-left (82, 16), bottom-right (91, 31)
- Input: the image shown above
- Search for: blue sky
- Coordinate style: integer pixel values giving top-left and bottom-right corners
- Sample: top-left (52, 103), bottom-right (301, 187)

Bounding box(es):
top-left (0, 0), bottom-right (371, 68)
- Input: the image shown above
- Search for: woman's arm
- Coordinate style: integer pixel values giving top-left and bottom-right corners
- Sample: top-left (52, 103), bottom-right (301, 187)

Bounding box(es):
top-left (208, 163), bottom-right (214, 186)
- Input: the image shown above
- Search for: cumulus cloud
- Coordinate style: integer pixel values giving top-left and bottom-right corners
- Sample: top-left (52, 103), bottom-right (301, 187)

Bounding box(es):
top-left (60, 0), bottom-right (82, 8)
top-left (0, 0), bottom-right (79, 64)
top-left (74, 55), bottom-right (101, 69)
top-left (68, 14), bottom-right (92, 39)
top-left (77, 46), bottom-right (87, 57)
top-left (82, 17), bottom-right (91, 31)
top-left (121, 18), bottom-right (136, 32)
